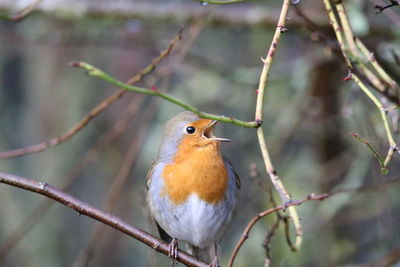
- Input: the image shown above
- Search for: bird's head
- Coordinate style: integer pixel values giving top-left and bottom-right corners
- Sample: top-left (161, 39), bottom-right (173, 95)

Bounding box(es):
top-left (158, 111), bottom-right (230, 162)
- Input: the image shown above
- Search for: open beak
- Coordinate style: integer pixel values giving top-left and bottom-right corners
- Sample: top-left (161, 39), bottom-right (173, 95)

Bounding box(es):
top-left (203, 120), bottom-right (231, 142)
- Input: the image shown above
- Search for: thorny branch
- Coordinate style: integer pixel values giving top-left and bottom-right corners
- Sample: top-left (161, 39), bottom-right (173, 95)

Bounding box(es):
top-left (227, 193), bottom-right (329, 267)
top-left (0, 172), bottom-right (208, 267)
top-left (228, 173), bottom-right (400, 267)
top-left (253, 0), bottom-right (304, 252)
top-left (323, 0), bottom-right (399, 173)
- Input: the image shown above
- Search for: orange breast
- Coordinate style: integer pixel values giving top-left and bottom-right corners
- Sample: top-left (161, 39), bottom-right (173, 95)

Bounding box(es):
top-left (162, 137), bottom-right (228, 205)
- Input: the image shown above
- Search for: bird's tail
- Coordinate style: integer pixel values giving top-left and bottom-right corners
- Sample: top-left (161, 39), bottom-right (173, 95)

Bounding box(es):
top-left (187, 245), bottom-right (212, 263)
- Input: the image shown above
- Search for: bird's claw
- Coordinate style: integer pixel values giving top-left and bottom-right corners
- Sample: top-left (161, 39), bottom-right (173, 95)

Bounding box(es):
top-left (168, 238), bottom-right (178, 264)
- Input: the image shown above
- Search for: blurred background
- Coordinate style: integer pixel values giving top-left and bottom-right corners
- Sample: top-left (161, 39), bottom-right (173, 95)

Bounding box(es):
top-left (0, 0), bottom-right (400, 266)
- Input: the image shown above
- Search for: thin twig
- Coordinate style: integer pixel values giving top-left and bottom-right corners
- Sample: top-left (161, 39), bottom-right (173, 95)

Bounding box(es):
top-left (323, 0), bottom-right (399, 171)
top-left (0, 30), bottom-right (182, 160)
top-left (193, 0), bottom-right (247, 4)
top-left (335, 2), bottom-right (389, 93)
top-left (0, 172), bottom-right (208, 267)
top-left (348, 132), bottom-right (387, 173)
top-left (355, 37), bottom-right (399, 90)
top-left (375, 0), bottom-right (400, 13)
top-left (71, 61), bottom-right (259, 128)
top-left (227, 193), bottom-right (329, 267)
top-left (323, 0), bottom-right (352, 67)
top-left (261, 217), bottom-right (280, 264)
top-left (351, 73), bottom-right (398, 170)
top-left (297, 3), bottom-right (399, 104)
top-left (0, 0), bottom-right (42, 22)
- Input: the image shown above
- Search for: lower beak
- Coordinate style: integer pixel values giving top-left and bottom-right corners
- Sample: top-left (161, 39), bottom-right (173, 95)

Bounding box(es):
top-left (204, 120), bottom-right (231, 142)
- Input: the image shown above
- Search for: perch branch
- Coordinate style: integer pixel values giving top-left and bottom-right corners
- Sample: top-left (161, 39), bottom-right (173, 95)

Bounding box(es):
top-left (0, 95), bottom-right (146, 262)
top-left (0, 172), bottom-right (208, 267)
top-left (72, 103), bottom-right (156, 267)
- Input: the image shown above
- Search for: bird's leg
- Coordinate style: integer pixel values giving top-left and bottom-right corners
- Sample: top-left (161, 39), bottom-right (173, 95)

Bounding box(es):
top-left (209, 243), bottom-right (219, 267)
top-left (168, 237), bottom-right (178, 264)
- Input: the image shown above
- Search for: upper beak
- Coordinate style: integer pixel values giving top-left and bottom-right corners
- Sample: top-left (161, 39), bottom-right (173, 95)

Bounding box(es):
top-left (203, 120), bottom-right (231, 142)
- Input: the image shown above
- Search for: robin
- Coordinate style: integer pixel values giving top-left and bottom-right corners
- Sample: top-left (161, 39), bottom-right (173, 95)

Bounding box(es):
top-left (146, 111), bottom-right (240, 265)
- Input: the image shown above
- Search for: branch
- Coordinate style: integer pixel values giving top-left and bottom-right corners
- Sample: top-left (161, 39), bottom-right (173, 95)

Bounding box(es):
top-left (349, 133), bottom-right (388, 173)
top-left (252, 0), bottom-right (303, 251)
top-left (0, 30), bottom-right (182, 160)
top-left (0, 95), bottom-right (146, 262)
top-left (324, 0), bottom-right (399, 101)
top-left (323, 0), bottom-right (399, 171)
top-left (375, 0), bottom-right (400, 13)
top-left (0, 172), bottom-right (208, 267)
top-left (1, 20), bottom-right (205, 263)
top-left (72, 103), bottom-right (156, 267)
top-left (0, 21), bottom-right (200, 258)
top-left (354, 37), bottom-right (399, 90)
top-left (0, 0), bottom-right (42, 22)
top-left (351, 73), bottom-right (399, 171)
top-left (227, 193), bottom-right (329, 267)
top-left (71, 61), bottom-right (259, 128)
top-left (193, 0), bottom-right (247, 4)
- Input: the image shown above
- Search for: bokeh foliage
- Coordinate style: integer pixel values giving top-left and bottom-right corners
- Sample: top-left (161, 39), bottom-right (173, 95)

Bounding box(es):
top-left (0, 0), bottom-right (400, 266)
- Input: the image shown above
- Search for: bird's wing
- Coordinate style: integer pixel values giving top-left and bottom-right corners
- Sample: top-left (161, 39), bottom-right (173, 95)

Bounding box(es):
top-left (146, 161), bottom-right (173, 243)
top-left (224, 157), bottom-right (241, 189)
top-left (145, 160), bottom-right (156, 191)
top-left (156, 220), bottom-right (173, 244)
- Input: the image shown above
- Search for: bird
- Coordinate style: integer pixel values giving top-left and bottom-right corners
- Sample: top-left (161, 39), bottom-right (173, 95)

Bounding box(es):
top-left (146, 111), bottom-right (240, 266)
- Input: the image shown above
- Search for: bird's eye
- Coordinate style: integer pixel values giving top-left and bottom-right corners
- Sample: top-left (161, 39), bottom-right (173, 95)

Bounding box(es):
top-left (186, 126), bottom-right (196, 134)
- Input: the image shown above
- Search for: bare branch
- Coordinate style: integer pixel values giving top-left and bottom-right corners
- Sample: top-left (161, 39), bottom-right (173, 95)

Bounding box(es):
top-left (72, 102), bottom-right (157, 267)
top-left (227, 193), bottom-right (329, 267)
top-left (253, 0), bottom-right (303, 251)
top-left (0, 95), bottom-right (145, 262)
top-left (0, 30), bottom-right (182, 160)
top-left (0, 172), bottom-right (208, 267)
top-left (375, 0), bottom-right (400, 13)
top-left (71, 61), bottom-right (259, 128)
